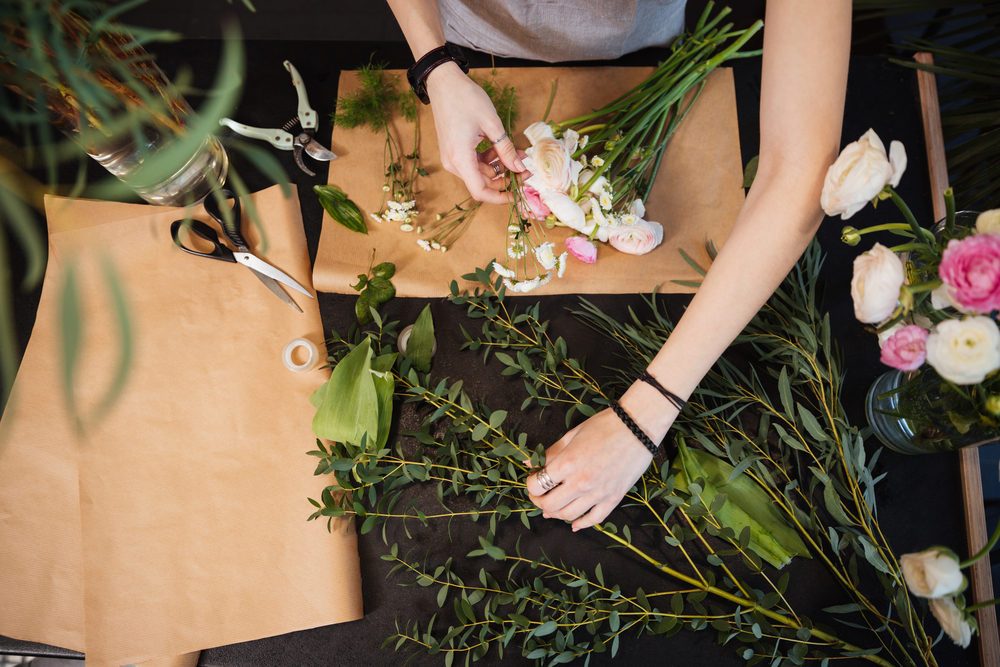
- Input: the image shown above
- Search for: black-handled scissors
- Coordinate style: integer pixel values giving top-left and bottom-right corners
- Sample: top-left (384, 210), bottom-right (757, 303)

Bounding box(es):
top-left (170, 189), bottom-right (313, 312)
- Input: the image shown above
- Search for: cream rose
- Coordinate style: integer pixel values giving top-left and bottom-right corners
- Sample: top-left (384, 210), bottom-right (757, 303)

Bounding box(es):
top-left (821, 129), bottom-right (907, 220)
top-left (929, 597), bottom-right (973, 649)
top-left (608, 219), bottom-right (663, 256)
top-left (976, 209), bottom-right (1000, 235)
top-left (523, 121), bottom-right (555, 145)
top-left (851, 243), bottom-right (905, 323)
top-left (541, 191), bottom-right (588, 233)
top-left (925, 316), bottom-right (1000, 384)
top-left (524, 138), bottom-right (581, 194)
top-left (900, 549), bottom-right (964, 598)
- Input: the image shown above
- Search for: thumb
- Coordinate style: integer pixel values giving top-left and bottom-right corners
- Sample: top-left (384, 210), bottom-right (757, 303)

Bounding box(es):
top-left (492, 134), bottom-right (525, 174)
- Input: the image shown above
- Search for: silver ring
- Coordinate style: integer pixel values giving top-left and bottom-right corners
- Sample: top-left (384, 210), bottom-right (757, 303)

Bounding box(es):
top-left (491, 160), bottom-right (503, 178)
top-left (491, 132), bottom-right (508, 145)
top-left (536, 467), bottom-right (558, 493)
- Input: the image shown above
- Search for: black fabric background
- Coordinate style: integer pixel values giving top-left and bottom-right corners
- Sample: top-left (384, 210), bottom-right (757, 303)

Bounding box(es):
top-left (1, 39), bottom-right (975, 667)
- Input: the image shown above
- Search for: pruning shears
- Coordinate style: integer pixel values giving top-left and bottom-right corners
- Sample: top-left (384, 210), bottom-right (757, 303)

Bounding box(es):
top-left (220, 60), bottom-right (337, 177)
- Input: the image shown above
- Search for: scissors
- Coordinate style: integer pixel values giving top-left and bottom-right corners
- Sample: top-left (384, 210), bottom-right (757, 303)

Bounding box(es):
top-left (170, 189), bottom-right (314, 313)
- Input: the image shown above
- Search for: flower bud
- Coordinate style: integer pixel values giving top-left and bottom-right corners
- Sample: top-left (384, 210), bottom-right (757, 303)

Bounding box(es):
top-left (987, 395), bottom-right (1000, 415)
top-left (841, 226), bottom-right (861, 246)
top-left (901, 548), bottom-right (965, 598)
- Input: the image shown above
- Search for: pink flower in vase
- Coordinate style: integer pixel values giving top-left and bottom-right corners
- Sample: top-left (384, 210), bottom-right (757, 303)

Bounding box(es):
top-left (880, 324), bottom-right (930, 371)
top-left (517, 185), bottom-right (551, 221)
top-left (939, 233), bottom-right (1000, 314)
top-left (565, 236), bottom-right (597, 264)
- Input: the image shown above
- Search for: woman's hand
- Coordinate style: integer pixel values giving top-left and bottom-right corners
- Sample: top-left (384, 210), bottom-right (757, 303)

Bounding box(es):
top-left (425, 62), bottom-right (525, 204)
top-left (525, 382), bottom-right (679, 532)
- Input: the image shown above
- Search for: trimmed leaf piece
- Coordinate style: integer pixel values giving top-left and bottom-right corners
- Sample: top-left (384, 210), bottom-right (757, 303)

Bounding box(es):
top-left (311, 337), bottom-right (379, 445)
top-left (673, 441), bottom-right (810, 569)
top-left (314, 185), bottom-right (367, 234)
top-left (407, 304), bottom-right (435, 372)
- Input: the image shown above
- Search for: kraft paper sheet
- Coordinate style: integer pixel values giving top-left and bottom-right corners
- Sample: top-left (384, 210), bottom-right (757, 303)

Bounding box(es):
top-left (314, 67), bottom-right (745, 297)
top-left (0, 185), bottom-right (362, 667)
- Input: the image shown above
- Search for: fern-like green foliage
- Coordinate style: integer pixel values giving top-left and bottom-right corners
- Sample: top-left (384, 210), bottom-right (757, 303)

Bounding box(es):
top-left (332, 61), bottom-right (414, 131)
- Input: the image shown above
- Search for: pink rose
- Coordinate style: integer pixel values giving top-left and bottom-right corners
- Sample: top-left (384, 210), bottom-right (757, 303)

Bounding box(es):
top-left (517, 186), bottom-right (551, 220)
top-left (607, 219), bottom-right (663, 256)
top-left (939, 234), bottom-right (1000, 314)
top-left (565, 236), bottom-right (597, 264)
top-left (880, 325), bottom-right (929, 371)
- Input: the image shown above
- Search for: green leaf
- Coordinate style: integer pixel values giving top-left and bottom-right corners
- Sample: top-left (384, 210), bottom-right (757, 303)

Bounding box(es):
top-left (367, 276), bottom-right (396, 305)
top-left (489, 410), bottom-right (507, 429)
top-left (742, 154), bottom-right (759, 189)
top-left (371, 364), bottom-right (395, 448)
top-left (355, 290), bottom-right (373, 325)
top-left (314, 185), bottom-right (367, 234)
top-left (312, 337), bottom-right (379, 445)
top-left (534, 620), bottom-right (557, 637)
top-left (372, 262), bottom-right (396, 279)
top-left (407, 304), bottom-right (435, 373)
top-left (823, 482), bottom-right (855, 527)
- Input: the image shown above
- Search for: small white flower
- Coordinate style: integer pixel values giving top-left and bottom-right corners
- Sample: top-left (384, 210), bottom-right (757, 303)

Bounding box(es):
top-left (508, 224), bottom-right (522, 234)
top-left (537, 272), bottom-right (553, 288)
top-left (620, 213), bottom-right (637, 226)
top-left (400, 224), bottom-right (413, 232)
top-left (371, 213), bottom-right (382, 223)
top-left (382, 185), bottom-right (390, 192)
top-left (535, 242), bottom-right (558, 271)
top-left (556, 252), bottom-right (568, 278)
top-left (416, 226), bottom-right (423, 233)
top-left (591, 156), bottom-right (605, 168)
top-left (508, 242), bottom-right (526, 259)
top-left (417, 239), bottom-right (432, 251)
top-left (599, 192), bottom-right (613, 210)
top-left (388, 200), bottom-right (401, 210)
top-left (579, 154), bottom-right (588, 167)
top-left (492, 262), bottom-right (516, 278)
top-left (404, 217), bottom-right (411, 223)
top-left (436, 214), bottom-right (443, 221)
top-left (503, 276), bottom-right (542, 293)
top-left (579, 135), bottom-right (589, 149)
top-left (440, 245), bottom-right (447, 252)
top-left (431, 242), bottom-right (440, 249)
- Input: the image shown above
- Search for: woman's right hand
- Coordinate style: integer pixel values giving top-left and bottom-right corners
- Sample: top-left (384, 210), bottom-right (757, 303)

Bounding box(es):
top-left (425, 62), bottom-right (525, 204)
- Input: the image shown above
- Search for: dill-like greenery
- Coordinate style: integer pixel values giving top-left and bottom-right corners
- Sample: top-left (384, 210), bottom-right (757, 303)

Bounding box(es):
top-left (332, 61), bottom-right (409, 132)
top-left (473, 69), bottom-right (520, 153)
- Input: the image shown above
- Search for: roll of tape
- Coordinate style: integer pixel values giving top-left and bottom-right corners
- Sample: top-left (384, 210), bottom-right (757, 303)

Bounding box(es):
top-left (282, 337), bottom-right (320, 373)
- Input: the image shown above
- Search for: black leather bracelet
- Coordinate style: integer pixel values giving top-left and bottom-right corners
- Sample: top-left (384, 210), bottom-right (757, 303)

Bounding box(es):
top-left (637, 370), bottom-right (686, 412)
top-left (609, 399), bottom-right (659, 457)
top-left (407, 42), bottom-right (469, 104)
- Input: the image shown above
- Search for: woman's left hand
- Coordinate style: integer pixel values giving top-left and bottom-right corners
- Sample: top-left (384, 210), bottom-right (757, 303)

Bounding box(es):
top-left (525, 383), bottom-right (679, 531)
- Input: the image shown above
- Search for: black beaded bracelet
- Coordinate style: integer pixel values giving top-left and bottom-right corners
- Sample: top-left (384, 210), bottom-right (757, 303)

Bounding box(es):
top-left (609, 399), bottom-right (659, 456)
top-left (637, 370), bottom-right (686, 412)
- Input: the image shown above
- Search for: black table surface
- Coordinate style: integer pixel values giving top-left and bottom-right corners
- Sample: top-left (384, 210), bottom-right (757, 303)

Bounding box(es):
top-left (1, 40), bottom-right (976, 667)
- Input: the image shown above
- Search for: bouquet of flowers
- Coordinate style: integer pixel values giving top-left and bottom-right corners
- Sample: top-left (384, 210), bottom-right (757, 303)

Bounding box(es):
top-left (828, 128), bottom-right (1000, 450)
top-left (493, 3), bottom-right (762, 292)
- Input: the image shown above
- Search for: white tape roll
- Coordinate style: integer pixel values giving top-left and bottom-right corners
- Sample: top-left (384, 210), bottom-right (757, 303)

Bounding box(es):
top-left (282, 337), bottom-right (320, 373)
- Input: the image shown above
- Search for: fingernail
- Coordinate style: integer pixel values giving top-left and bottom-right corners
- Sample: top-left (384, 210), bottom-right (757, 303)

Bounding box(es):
top-left (514, 157), bottom-right (526, 172)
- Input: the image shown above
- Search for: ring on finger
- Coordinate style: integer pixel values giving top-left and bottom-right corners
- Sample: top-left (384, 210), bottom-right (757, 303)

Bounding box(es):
top-left (536, 467), bottom-right (559, 493)
top-left (490, 160), bottom-right (503, 178)
top-left (491, 132), bottom-right (508, 145)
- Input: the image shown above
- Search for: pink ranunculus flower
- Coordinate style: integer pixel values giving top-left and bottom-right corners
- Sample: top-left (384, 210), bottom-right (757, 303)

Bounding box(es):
top-left (565, 236), bottom-right (597, 264)
top-left (880, 325), bottom-right (930, 371)
top-left (938, 234), bottom-right (1000, 314)
top-left (608, 219), bottom-right (663, 256)
top-left (524, 138), bottom-right (581, 194)
top-left (517, 185), bottom-right (551, 220)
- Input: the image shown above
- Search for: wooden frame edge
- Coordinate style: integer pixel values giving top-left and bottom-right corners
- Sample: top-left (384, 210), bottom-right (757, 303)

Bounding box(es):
top-left (915, 51), bottom-right (1000, 666)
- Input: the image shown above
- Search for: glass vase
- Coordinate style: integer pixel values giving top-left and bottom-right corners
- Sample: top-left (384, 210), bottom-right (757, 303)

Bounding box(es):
top-left (866, 368), bottom-right (1000, 454)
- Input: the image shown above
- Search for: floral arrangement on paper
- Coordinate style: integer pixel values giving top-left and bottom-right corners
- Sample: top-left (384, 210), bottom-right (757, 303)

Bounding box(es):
top-left (492, 6), bottom-right (763, 293)
top-left (830, 127), bottom-right (1000, 452)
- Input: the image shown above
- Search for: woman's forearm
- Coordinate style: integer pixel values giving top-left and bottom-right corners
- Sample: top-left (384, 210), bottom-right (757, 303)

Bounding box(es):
top-left (386, 0), bottom-right (447, 59)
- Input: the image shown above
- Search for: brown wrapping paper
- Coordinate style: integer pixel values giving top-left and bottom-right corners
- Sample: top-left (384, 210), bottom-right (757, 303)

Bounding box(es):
top-left (0, 185), bottom-right (362, 667)
top-left (314, 67), bottom-right (745, 297)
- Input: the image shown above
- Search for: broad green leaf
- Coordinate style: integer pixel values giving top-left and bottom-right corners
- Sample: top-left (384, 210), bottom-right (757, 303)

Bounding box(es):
top-left (314, 185), bottom-right (367, 234)
top-left (673, 441), bottom-right (810, 569)
top-left (823, 481), bottom-right (855, 527)
top-left (372, 262), bottom-right (396, 279)
top-left (355, 290), bottom-right (373, 324)
top-left (742, 154), bottom-right (759, 188)
top-left (372, 365), bottom-right (395, 448)
top-left (312, 337), bottom-right (379, 444)
top-left (408, 304), bottom-right (435, 372)
top-left (367, 276), bottom-right (396, 305)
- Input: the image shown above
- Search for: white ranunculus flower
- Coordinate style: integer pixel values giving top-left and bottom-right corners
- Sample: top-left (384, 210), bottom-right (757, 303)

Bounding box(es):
top-left (929, 597), bottom-right (973, 649)
top-left (900, 549), bottom-right (965, 598)
top-left (578, 169), bottom-right (609, 195)
top-left (523, 121), bottom-right (555, 145)
top-left (851, 243), bottom-right (906, 323)
top-left (931, 283), bottom-right (962, 311)
top-left (821, 129), bottom-right (907, 220)
top-left (976, 209), bottom-right (1000, 235)
top-left (524, 138), bottom-right (582, 194)
top-left (607, 219), bottom-right (663, 256)
top-left (926, 316), bottom-right (1000, 384)
top-left (561, 128), bottom-right (579, 154)
top-left (630, 198), bottom-right (646, 219)
top-left (541, 191), bottom-right (587, 232)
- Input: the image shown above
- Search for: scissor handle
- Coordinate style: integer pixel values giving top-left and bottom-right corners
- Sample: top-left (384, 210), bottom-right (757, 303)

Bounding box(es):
top-left (170, 219), bottom-right (237, 263)
top-left (204, 188), bottom-right (248, 250)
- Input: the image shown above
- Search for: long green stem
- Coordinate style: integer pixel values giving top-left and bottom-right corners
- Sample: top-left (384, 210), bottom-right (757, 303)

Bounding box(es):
top-left (961, 514), bottom-right (1000, 568)
top-left (889, 189), bottom-right (936, 244)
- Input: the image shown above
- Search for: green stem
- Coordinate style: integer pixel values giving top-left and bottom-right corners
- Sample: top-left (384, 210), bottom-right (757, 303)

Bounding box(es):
top-left (593, 525), bottom-right (897, 667)
top-left (889, 189), bottom-right (935, 244)
top-left (967, 598), bottom-right (1000, 613)
top-left (961, 513), bottom-right (1000, 567)
top-left (944, 188), bottom-right (956, 236)
top-left (855, 222), bottom-right (920, 236)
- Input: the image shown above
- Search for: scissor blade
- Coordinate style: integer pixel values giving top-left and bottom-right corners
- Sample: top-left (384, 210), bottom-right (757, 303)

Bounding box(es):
top-left (247, 267), bottom-right (303, 313)
top-left (303, 139), bottom-right (337, 162)
top-left (235, 253), bottom-right (314, 298)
